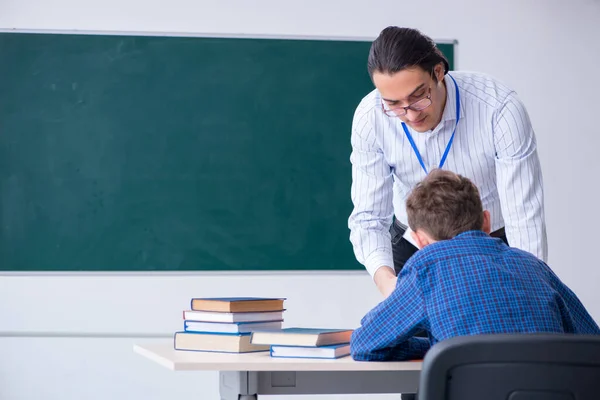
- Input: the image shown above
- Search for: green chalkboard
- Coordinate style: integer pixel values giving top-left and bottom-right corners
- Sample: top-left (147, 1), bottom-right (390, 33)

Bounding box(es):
top-left (0, 32), bottom-right (454, 271)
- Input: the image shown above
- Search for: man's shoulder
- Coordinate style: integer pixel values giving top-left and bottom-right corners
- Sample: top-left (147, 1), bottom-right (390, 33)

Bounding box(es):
top-left (451, 70), bottom-right (513, 90)
top-left (450, 70), bottom-right (516, 109)
top-left (351, 88), bottom-right (386, 141)
top-left (352, 88), bottom-right (380, 121)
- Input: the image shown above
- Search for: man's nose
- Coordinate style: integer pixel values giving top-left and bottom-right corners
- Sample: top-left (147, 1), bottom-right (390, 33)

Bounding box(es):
top-left (405, 108), bottom-right (422, 121)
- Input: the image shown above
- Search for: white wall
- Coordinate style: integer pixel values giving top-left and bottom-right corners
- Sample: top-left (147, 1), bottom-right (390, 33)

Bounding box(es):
top-left (0, 273), bottom-right (382, 400)
top-left (2, 0), bottom-right (600, 399)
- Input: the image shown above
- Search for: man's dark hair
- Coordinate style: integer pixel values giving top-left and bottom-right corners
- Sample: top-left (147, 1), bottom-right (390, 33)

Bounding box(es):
top-left (406, 169), bottom-right (484, 241)
top-left (367, 26), bottom-right (450, 80)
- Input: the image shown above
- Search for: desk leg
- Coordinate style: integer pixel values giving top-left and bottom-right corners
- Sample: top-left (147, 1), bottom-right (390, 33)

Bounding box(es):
top-left (219, 371), bottom-right (258, 400)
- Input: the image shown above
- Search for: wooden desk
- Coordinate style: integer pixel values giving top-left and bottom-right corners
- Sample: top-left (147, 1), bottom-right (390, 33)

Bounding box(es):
top-left (134, 341), bottom-right (422, 400)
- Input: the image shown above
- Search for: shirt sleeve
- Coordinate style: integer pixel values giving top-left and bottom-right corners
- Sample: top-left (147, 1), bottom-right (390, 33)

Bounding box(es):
top-left (350, 265), bottom-right (429, 361)
top-left (347, 110), bottom-right (395, 278)
top-left (493, 92), bottom-right (548, 262)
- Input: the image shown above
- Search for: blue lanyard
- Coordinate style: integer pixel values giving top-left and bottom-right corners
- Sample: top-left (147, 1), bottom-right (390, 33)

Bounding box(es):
top-left (401, 74), bottom-right (461, 175)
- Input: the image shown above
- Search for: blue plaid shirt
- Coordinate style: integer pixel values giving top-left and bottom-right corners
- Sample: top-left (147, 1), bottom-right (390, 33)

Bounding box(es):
top-left (350, 230), bottom-right (600, 361)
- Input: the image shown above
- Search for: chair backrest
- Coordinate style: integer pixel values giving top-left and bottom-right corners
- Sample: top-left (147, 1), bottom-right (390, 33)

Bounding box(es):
top-left (418, 333), bottom-right (600, 400)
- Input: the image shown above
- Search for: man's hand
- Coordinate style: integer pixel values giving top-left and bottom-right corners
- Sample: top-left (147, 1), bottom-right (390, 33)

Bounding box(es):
top-left (374, 266), bottom-right (397, 298)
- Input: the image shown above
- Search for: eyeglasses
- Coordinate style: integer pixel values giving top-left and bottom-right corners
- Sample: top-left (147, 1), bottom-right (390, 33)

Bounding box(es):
top-left (381, 88), bottom-right (432, 117)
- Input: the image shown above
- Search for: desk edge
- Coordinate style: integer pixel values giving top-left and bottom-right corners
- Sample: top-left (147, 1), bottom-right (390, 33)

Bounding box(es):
top-left (132, 344), bottom-right (423, 371)
top-left (133, 344), bottom-right (176, 370)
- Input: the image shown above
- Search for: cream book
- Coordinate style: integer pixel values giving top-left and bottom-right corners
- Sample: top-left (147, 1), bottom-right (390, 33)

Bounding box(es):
top-left (183, 309), bottom-right (285, 323)
top-left (174, 332), bottom-right (270, 353)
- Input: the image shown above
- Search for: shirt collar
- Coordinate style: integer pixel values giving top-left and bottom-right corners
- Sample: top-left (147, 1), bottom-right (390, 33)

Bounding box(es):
top-left (453, 230), bottom-right (489, 240)
top-left (439, 73), bottom-right (465, 123)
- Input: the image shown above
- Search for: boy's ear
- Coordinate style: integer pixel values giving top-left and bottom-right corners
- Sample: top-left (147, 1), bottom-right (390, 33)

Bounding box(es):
top-left (411, 229), bottom-right (433, 249)
top-left (482, 210), bottom-right (491, 234)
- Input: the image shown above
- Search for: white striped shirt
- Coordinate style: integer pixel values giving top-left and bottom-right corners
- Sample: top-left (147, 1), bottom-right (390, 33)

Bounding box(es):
top-left (348, 71), bottom-right (548, 278)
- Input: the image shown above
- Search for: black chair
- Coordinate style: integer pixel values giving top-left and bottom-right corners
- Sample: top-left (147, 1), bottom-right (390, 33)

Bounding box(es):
top-left (417, 333), bottom-right (600, 400)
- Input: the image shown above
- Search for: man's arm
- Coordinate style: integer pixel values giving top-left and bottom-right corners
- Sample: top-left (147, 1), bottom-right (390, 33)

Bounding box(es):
top-left (348, 111), bottom-right (396, 289)
top-left (493, 92), bottom-right (548, 261)
top-left (373, 266), bottom-right (398, 298)
top-left (350, 266), bottom-right (429, 361)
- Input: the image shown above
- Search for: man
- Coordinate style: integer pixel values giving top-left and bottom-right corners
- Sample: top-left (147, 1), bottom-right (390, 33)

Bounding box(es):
top-left (350, 169), bottom-right (600, 363)
top-left (348, 26), bottom-right (547, 297)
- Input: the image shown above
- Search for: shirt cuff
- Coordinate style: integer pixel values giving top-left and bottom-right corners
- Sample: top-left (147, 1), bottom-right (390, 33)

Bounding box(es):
top-left (364, 251), bottom-right (395, 279)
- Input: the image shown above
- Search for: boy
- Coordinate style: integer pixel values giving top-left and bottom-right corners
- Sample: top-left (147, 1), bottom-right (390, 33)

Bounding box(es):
top-left (350, 169), bottom-right (600, 361)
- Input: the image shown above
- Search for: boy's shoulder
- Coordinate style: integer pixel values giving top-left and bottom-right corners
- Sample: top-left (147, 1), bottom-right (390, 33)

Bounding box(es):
top-left (406, 232), bottom-right (547, 273)
top-left (400, 240), bottom-right (449, 273)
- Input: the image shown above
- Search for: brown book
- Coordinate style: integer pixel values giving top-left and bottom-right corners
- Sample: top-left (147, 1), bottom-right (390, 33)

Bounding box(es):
top-left (190, 297), bottom-right (285, 313)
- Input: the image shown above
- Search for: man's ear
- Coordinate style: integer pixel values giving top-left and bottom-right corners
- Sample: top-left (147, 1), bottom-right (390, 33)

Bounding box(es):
top-left (482, 210), bottom-right (491, 234)
top-left (411, 229), bottom-right (433, 249)
top-left (434, 62), bottom-right (445, 82)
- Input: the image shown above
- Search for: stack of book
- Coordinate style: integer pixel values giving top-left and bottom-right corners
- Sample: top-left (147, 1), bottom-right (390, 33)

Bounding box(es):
top-left (250, 327), bottom-right (353, 359)
top-left (174, 297), bottom-right (286, 353)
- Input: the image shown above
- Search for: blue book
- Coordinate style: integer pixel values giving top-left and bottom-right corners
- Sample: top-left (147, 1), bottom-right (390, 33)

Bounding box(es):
top-left (184, 319), bottom-right (283, 334)
top-left (270, 343), bottom-right (351, 359)
top-left (190, 297), bottom-right (286, 313)
top-left (251, 327), bottom-right (353, 347)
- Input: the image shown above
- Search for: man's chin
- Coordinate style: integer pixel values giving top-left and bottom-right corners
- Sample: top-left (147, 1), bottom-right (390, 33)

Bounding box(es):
top-left (407, 117), bottom-right (430, 132)
top-left (409, 124), bottom-right (431, 133)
